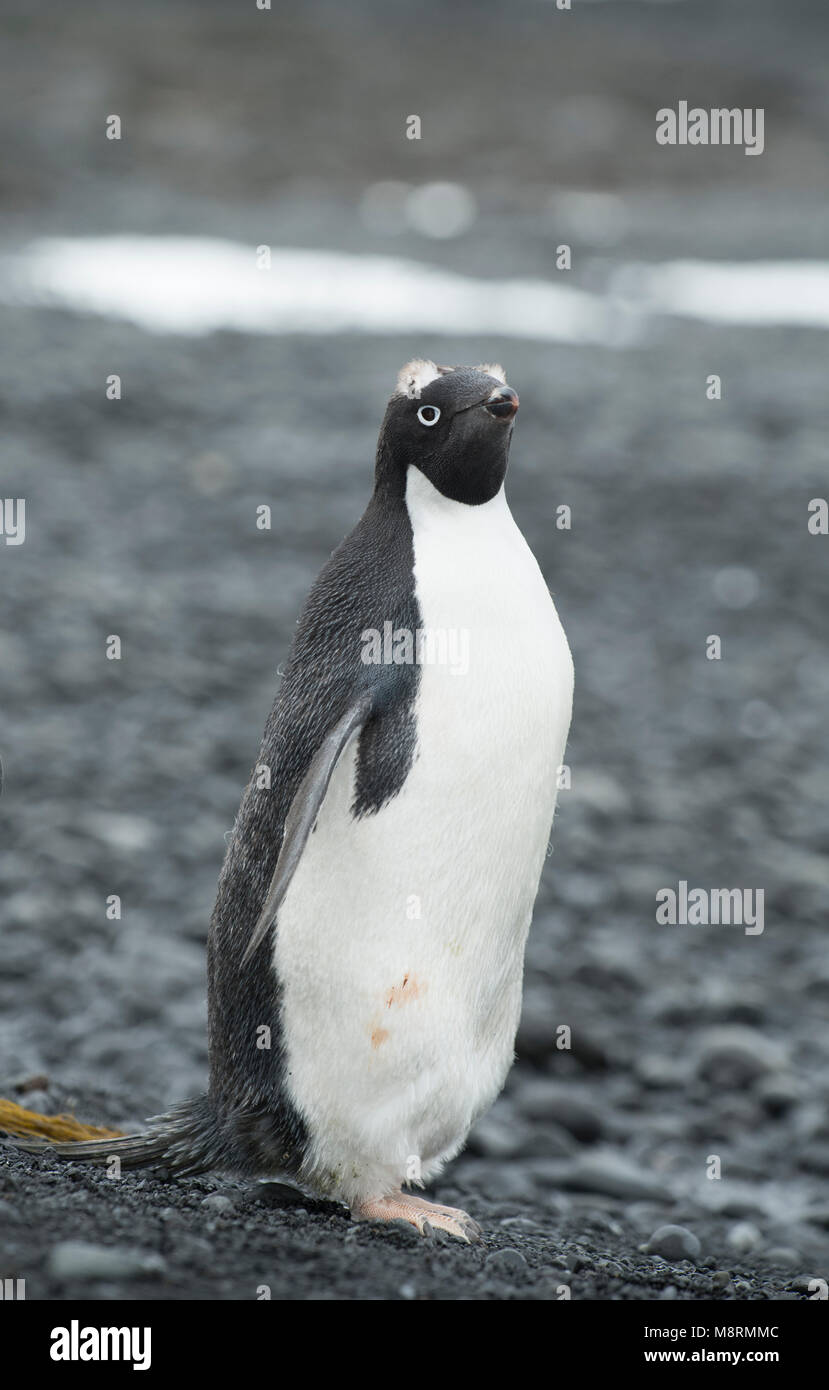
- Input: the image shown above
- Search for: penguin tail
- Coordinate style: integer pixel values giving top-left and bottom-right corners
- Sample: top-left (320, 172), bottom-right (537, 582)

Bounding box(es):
top-left (0, 1094), bottom-right (220, 1177)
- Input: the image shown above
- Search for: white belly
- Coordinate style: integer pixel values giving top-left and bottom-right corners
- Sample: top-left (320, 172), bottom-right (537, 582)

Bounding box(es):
top-left (274, 469), bottom-right (573, 1206)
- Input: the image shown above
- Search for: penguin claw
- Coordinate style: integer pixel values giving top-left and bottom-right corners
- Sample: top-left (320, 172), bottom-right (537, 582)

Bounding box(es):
top-left (351, 1192), bottom-right (482, 1244)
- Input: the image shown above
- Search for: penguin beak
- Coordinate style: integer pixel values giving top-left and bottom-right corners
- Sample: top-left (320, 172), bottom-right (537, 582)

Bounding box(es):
top-left (484, 385), bottom-right (519, 420)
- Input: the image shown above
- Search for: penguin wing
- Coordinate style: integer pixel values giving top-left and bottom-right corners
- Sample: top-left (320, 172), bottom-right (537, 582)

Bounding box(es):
top-left (241, 689), bottom-right (374, 966)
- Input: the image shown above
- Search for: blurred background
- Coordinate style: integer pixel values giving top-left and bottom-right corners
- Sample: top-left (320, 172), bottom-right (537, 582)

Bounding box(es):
top-left (1, 0), bottom-right (829, 1294)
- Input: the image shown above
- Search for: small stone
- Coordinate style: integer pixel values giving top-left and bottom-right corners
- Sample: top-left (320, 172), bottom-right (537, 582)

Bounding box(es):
top-left (473, 1162), bottom-right (536, 1203)
top-left (763, 1247), bottom-right (802, 1268)
top-left (10, 1073), bottom-right (50, 1094)
top-left (571, 768), bottom-right (631, 816)
top-left (201, 1193), bottom-right (233, 1214)
top-left (516, 1079), bottom-right (603, 1143)
top-left (646, 1225), bottom-right (702, 1263)
top-left (485, 1247), bottom-right (528, 1276)
top-left (711, 1270), bottom-right (731, 1289)
top-left (48, 1241), bottom-right (165, 1281)
top-left (718, 1197), bottom-right (766, 1220)
top-left (11, 1090), bottom-right (51, 1115)
top-left (755, 1072), bottom-right (802, 1116)
top-left (382, 1220), bottom-right (423, 1245)
top-left (635, 1054), bottom-right (689, 1089)
top-left (81, 811), bottom-right (156, 851)
top-left (626, 1201), bottom-right (676, 1231)
top-left (801, 1203), bottom-right (829, 1230)
top-left (556, 1151), bottom-right (672, 1202)
top-left (790, 1274), bottom-right (826, 1293)
top-left (246, 1182), bottom-right (306, 1209)
top-left (695, 1026), bottom-right (786, 1089)
top-left (500, 1215), bottom-right (542, 1233)
top-left (727, 1221), bottom-right (762, 1253)
top-left (467, 1112), bottom-right (531, 1159)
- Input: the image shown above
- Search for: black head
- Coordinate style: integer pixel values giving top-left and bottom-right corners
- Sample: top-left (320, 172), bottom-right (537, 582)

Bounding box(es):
top-left (375, 360), bottom-right (519, 506)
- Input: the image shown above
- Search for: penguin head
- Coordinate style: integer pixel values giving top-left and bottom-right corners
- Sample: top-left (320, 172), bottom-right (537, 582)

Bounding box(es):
top-left (376, 360), bottom-right (519, 506)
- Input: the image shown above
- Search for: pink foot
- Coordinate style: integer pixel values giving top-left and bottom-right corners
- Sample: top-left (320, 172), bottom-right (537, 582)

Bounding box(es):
top-left (352, 1191), bottom-right (482, 1244)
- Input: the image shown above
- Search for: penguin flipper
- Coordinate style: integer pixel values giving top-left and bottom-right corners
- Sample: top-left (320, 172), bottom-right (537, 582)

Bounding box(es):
top-left (241, 690), bottom-right (374, 966)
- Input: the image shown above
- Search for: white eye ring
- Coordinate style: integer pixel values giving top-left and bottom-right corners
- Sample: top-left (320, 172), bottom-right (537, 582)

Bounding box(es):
top-left (417, 404), bottom-right (441, 427)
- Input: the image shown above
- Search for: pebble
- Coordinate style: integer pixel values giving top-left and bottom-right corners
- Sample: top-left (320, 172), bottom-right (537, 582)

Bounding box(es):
top-left (10, 1090), bottom-right (51, 1115)
top-left (755, 1073), bottom-right (802, 1116)
top-left (201, 1193), bottom-right (234, 1214)
top-left (727, 1221), bottom-right (762, 1253)
top-left (464, 1161), bottom-right (536, 1203)
top-left (516, 1079), bottom-right (603, 1143)
top-left (246, 1182), bottom-right (306, 1208)
top-left (790, 1274), bottom-right (827, 1294)
top-left (48, 1240), bottom-right (166, 1281)
top-left (500, 1215), bottom-right (543, 1233)
top-left (625, 1201), bottom-right (674, 1231)
top-left (382, 1221), bottom-right (423, 1246)
top-left (467, 1111), bottom-right (533, 1159)
top-left (763, 1247), bottom-right (802, 1268)
top-left (485, 1248), bottom-right (528, 1277)
top-left (569, 768), bottom-right (630, 817)
top-left (802, 1203), bottom-right (829, 1230)
top-left (556, 1152), bottom-right (672, 1202)
top-left (646, 1225), bottom-right (702, 1263)
top-left (695, 1026), bottom-right (786, 1089)
top-left (635, 1054), bottom-right (690, 1089)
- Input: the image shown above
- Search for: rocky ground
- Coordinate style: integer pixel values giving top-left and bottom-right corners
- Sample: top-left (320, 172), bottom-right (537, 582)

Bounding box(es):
top-left (1, 0), bottom-right (828, 1301)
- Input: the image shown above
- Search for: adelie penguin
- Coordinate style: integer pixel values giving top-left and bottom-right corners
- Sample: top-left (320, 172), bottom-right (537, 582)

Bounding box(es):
top-left (4, 360), bottom-right (574, 1242)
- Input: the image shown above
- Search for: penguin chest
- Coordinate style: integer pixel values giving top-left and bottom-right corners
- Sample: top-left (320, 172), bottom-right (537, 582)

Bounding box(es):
top-left (273, 476), bottom-right (572, 1196)
top-left (399, 473), bottom-right (574, 1019)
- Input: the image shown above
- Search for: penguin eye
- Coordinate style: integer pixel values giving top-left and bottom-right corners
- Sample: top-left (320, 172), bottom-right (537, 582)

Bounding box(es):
top-left (417, 405), bottom-right (441, 427)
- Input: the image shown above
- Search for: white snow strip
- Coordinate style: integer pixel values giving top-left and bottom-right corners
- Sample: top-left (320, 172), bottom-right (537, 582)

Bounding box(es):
top-left (613, 259), bottom-right (829, 328)
top-left (0, 236), bottom-right (620, 344)
top-left (1, 238), bottom-right (827, 341)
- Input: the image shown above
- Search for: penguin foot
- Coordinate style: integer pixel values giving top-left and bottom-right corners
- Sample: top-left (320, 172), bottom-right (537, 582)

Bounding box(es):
top-left (351, 1191), bottom-right (482, 1244)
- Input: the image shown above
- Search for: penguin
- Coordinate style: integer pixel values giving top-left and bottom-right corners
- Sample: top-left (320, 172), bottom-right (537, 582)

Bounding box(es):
top-left (5, 360), bottom-right (573, 1243)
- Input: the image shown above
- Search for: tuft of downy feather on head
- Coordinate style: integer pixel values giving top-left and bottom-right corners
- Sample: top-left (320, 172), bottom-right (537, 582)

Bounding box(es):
top-left (395, 360), bottom-right (507, 398)
top-left (475, 363), bottom-right (506, 383)
top-left (395, 359), bottom-right (442, 399)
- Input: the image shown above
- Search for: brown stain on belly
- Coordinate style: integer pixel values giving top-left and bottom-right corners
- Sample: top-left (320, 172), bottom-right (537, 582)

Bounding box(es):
top-left (384, 973), bottom-right (426, 1009)
top-left (368, 975), bottom-right (426, 1051)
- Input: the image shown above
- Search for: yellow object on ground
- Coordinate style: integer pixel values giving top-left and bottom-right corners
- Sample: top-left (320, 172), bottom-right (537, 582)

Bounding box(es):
top-left (0, 1097), bottom-right (123, 1142)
